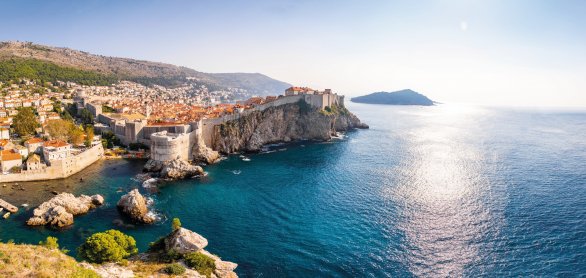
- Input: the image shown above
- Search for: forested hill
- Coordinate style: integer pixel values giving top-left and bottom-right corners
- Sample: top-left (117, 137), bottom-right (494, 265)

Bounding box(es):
top-left (0, 41), bottom-right (291, 94)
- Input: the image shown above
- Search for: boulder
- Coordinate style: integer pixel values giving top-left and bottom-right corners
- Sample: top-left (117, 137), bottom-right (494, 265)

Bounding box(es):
top-left (143, 159), bottom-right (164, 172)
top-left (117, 189), bottom-right (155, 224)
top-left (164, 227), bottom-right (208, 255)
top-left (160, 159), bottom-right (204, 179)
top-left (27, 193), bottom-right (104, 227)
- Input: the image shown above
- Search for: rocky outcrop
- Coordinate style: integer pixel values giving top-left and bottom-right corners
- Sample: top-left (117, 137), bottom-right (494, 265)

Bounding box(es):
top-left (191, 131), bottom-right (220, 164)
top-left (163, 228), bottom-right (238, 278)
top-left (27, 193), bottom-right (104, 227)
top-left (80, 262), bottom-right (134, 278)
top-left (117, 189), bottom-right (155, 224)
top-left (164, 227), bottom-right (209, 255)
top-left (144, 158), bottom-right (205, 179)
top-left (212, 101), bottom-right (368, 153)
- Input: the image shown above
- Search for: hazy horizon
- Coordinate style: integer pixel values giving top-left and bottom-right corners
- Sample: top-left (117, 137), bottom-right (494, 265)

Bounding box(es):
top-left (1, 0), bottom-right (585, 107)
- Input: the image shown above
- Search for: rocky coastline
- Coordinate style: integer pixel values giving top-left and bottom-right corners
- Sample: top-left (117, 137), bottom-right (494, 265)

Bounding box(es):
top-left (212, 101), bottom-right (368, 153)
top-left (26, 193), bottom-right (104, 227)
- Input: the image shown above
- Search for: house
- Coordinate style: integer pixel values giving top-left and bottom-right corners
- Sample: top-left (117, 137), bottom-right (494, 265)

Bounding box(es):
top-left (26, 153), bottom-right (45, 171)
top-left (14, 144), bottom-right (29, 158)
top-left (25, 137), bottom-right (44, 154)
top-left (0, 149), bottom-right (22, 173)
top-left (42, 140), bottom-right (71, 164)
top-left (0, 139), bottom-right (15, 150)
top-left (0, 127), bottom-right (9, 139)
top-left (285, 86), bottom-right (316, 96)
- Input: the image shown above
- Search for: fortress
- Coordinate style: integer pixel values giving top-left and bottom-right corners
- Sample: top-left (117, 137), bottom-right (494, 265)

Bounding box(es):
top-left (88, 90), bottom-right (344, 163)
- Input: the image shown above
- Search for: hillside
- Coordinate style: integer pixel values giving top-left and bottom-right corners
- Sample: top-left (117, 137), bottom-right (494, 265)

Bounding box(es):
top-left (0, 242), bottom-right (99, 277)
top-left (0, 41), bottom-right (291, 94)
top-left (351, 89), bottom-right (435, 106)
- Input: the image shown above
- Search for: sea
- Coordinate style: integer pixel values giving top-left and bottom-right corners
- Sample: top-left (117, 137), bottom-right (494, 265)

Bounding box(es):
top-left (1, 102), bottom-right (585, 277)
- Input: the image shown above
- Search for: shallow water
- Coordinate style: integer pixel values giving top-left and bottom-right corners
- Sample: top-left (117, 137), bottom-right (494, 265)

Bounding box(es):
top-left (1, 103), bottom-right (585, 276)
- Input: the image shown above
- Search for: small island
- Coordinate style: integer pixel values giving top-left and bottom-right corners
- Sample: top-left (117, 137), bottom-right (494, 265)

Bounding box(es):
top-left (350, 89), bottom-right (435, 106)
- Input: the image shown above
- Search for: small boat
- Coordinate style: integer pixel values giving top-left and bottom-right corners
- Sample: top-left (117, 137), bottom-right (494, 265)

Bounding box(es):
top-left (3, 212), bottom-right (10, 219)
top-left (21, 203), bottom-right (29, 207)
top-left (242, 157), bottom-right (251, 162)
top-left (232, 170), bottom-right (241, 175)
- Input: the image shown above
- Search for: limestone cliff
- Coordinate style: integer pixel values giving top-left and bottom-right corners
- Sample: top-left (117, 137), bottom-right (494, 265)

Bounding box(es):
top-left (212, 100), bottom-right (368, 153)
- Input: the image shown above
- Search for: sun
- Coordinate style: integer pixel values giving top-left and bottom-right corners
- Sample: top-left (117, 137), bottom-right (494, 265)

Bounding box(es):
top-left (460, 21), bottom-right (468, 31)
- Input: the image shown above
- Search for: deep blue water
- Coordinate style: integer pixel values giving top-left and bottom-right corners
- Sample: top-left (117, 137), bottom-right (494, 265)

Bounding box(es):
top-left (1, 103), bottom-right (586, 277)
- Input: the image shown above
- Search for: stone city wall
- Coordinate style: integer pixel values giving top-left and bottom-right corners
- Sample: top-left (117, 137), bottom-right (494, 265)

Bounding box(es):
top-left (0, 144), bottom-right (105, 183)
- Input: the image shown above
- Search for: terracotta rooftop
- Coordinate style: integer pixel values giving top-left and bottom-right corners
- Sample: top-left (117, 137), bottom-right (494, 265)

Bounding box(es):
top-left (44, 140), bottom-right (70, 148)
top-left (26, 137), bottom-right (44, 144)
top-left (0, 149), bottom-right (21, 161)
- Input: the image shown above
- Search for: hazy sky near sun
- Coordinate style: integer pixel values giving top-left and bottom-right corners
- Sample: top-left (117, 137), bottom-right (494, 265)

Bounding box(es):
top-left (1, 0), bottom-right (585, 106)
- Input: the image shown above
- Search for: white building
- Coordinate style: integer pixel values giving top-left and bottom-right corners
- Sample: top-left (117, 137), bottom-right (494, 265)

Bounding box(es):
top-left (0, 149), bottom-right (22, 173)
top-left (0, 128), bottom-right (9, 140)
top-left (42, 140), bottom-right (71, 164)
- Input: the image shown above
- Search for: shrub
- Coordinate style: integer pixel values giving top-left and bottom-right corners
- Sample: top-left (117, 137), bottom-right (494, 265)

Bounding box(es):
top-left (77, 229), bottom-right (138, 263)
top-left (39, 236), bottom-right (59, 250)
top-left (148, 237), bottom-right (165, 252)
top-left (163, 263), bottom-right (186, 275)
top-left (184, 252), bottom-right (215, 277)
top-left (172, 218), bottom-right (182, 231)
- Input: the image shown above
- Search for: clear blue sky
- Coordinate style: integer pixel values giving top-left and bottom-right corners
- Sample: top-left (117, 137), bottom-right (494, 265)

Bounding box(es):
top-left (1, 0), bottom-right (585, 106)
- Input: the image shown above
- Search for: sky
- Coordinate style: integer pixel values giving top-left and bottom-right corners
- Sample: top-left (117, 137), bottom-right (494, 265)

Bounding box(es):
top-left (1, 0), bottom-right (585, 107)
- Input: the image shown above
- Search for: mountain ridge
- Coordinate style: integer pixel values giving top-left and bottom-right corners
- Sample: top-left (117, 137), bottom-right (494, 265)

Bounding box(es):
top-left (0, 41), bottom-right (291, 95)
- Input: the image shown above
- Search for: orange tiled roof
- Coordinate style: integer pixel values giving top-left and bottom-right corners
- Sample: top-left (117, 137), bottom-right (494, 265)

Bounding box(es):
top-left (0, 139), bottom-right (11, 147)
top-left (44, 140), bottom-right (69, 148)
top-left (26, 137), bottom-right (44, 144)
top-left (0, 149), bottom-right (21, 161)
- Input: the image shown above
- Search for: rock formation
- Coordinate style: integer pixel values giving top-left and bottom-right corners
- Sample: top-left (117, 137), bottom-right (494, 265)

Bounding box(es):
top-left (144, 158), bottom-right (205, 179)
top-left (117, 189), bottom-right (155, 224)
top-left (164, 227), bottom-right (238, 278)
top-left (191, 131), bottom-right (220, 164)
top-left (27, 193), bottom-right (104, 227)
top-left (164, 227), bottom-right (209, 255)
top-left (212, 101), bottom-right (368, 153)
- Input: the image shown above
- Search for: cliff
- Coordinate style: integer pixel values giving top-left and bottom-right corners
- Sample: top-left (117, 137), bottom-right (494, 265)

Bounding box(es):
top-left (212, 100), bottom-right (368, 153)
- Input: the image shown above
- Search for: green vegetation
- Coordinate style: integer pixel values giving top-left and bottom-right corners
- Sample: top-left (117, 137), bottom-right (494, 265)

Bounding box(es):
top-left (0, 241), bottom-right (99, 277)
top-left (79, 108), bottom-right (94, 125)
top-left (0, 58), bottom-right (117, 86)
top-left (320, 104), bottom-right (349, 116)
top-left (38, 236), bottom-right (59, 250)
top-left (297, 99), bottom-right (312, 114)
top-left (102, 105), bottom-right (116, 113)
top-left (163, 263), bottom-right (187, 275)
top-left (172, 218), bottom-right (182, 231)
top-left (84, 125), bottom-right (95, 147)
top-left (184, 252), bottom-right (216, 277)
top-left (77, 229), bottom-right (138, 263)
top-left (12, 107), bottom-right (39, 137)
top-left (128, 142), bottom-right (149, 151)
top-left (101, 131), bottom-right (122, 148)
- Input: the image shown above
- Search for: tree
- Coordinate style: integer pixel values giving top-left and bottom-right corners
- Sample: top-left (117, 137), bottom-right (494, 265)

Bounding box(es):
top-left (79, 108), bottom-right (94, 125)
top-left (77, 230), bottom-right (137, 263)
top-left (172, 218), bottom-right (182, 231)
top-left (84, 125), bottom-right (95, 147)
top-left (45, 119), bottom-right (72, 141)
top-left (39, 236), bottom-right (59, 250)
top-left (184, 252), bottom-right (216, 277)
top-left (12, 107), bottom-right (39, 137)
top-left (69, 127), bottom-right (84, 146)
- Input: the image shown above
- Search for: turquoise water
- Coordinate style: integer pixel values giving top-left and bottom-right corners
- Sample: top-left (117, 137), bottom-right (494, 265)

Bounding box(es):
top-left (2, 103), bottom-right (586, 276)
